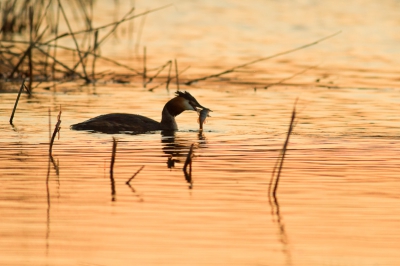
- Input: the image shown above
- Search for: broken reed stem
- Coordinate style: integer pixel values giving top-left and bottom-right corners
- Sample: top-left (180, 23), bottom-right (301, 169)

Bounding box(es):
top-left (183, 143), bottom-right (195, 188)
top-left (174, 59), bottom-right (180, 91)
top-left (9, 79), bottom-right (27, 124)
top-left (110, 137), bottom-right (117, 200)
top-left (271, 99), bottom-right (298, 198)
top-left (184, 31), bottom-right (341, 85)
top-left (49, 106), bottom-right (62, 156)
top-left (143, 46), bottom-right (147, 88)
top-left (126, 165), bottom-right (145, 185)
top-left (58, 0), bottom-right (90, 83)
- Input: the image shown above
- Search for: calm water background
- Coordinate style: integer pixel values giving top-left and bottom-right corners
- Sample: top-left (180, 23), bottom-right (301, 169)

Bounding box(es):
top-left (1, 0), bottom-right (400, 265)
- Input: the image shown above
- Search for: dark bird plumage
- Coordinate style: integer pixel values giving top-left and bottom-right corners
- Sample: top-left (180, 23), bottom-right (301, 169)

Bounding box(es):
top-left (71, 91), bottom-right (208, 134)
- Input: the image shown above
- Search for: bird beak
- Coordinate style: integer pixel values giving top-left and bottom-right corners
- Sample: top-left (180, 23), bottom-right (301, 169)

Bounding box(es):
top-left (189, 100), bottom-right (212, 112)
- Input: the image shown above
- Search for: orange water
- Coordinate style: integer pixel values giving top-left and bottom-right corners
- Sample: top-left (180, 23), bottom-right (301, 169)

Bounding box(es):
top-left (1, 1), bottom-right (400, 266)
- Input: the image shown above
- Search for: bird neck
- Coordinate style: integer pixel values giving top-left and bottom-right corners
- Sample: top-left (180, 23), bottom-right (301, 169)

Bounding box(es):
top-left (160, 104), bottom-right (178, 130)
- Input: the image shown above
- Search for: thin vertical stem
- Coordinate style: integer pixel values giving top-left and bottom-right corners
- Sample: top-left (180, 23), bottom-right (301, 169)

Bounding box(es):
top-left (110, 137), bottom-right (117, 201)
top-left (166, 60), bottom-right (172, 93)
top-left (271, 100), bottom-right (297, 198)
top-left (28, 6), bottom-right (33, 91)
top-left (58, 0), bottom-right (90, 83)
top-left (174, 59), bottom-right (180, 91)
top-left (92, 30), bottom-right (98, 80)
top-left (49, 107), bottom-right (62, 156)
top-left (9, 79), bottom-right (26, 124)
top-left (143, 46), bottom-right (147, 88)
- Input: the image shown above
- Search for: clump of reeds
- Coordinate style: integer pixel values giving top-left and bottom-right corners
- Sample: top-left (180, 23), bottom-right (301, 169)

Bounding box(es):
top-left (1, 1), bottom-right (173, 90)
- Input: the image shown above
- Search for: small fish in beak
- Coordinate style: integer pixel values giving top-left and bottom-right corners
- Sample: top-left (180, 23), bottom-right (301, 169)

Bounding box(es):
top-left (198, 108), bottom-right (211, 130)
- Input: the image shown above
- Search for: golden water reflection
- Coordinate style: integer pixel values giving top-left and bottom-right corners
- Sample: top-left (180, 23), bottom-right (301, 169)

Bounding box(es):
top-left (1, 86), bottom-right (400, 265)
top-left (2, 0), bottom-right (400, 264)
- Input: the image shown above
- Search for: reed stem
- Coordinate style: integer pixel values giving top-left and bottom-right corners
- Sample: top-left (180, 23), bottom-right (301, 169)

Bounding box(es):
top-left (9, 79), bottom-right (26, 125)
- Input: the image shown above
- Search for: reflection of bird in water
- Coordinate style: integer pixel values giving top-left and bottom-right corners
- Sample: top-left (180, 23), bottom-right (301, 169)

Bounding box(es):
top-left (162, 131), bottom-right (187, 168)
top-left (161, 131), bottom-right (207, 168)
top-left (71, 91), bottom-right (208, 134)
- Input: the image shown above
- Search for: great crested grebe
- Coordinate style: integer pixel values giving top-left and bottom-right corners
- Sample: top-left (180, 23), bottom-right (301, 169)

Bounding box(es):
top-left (71, 91), bottom-right (208, 134)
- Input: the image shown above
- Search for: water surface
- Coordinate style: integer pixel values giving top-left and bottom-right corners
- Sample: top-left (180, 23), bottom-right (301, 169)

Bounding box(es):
top-left (1, 0), bottom-right (400, 265)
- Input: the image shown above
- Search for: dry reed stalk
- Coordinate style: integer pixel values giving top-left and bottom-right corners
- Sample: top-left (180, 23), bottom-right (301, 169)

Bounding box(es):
top-left (49, 106), bottom-right (62, 156)
top-left (166, 60), bottom-right (172, 92)
top-left (27, 40), bottom-right (140, 75)
top-left (128, 1), bottom-right (135, 41)
top-left (43, 41), bottom-right (51, 79)
top-left (184, 31), bottom-right (341, 85)
top-left (174, 59), bottom-right (180, 91)
top-left (57, 0), bottom-right (90, 83)
top-left (75, 0), bottom-right (93, 31)
top-left (5, 0), bottom-right (50, 81)
top-left (256, 64), bottom-right (319, 90)
top-left (42, 4), bottom-right (172, 46)
top-left (145, 60), bottom-right (171, 87)
top-left (2, 7), bottom-right (147, 80)
top-left (143, 46), bottom-right (147, 87)
top-left (183, 143), bottom-right (195, 188)
top-left (71, 7), bottom-right (135, 75)
top-left (8, 26), bottom-right (48, 79)
top-left (28, 6), bottom-right (33, 91)
top-left (270, 99), bottom-right (298, 198)
top-left (3, 3), bottom-right (169, 83)
top-left (91, 30), bottom-right (98, 80)
top-left (48, 108), bottom-right (51, 142)
top-left (34, 45), bottom-right (85, 79)
top-left (126, 165), bottom-right (145, 185)
top-left (9, 79), bottom-right (28, 124)
top-left (52, 2), bottom-right (61, 80)
top-left (110, 137), bottom-right (117, 200)
top-left (100, 7), bottom-right (135, 48)
top-left (148, 64), bottom-right (190, 92)
top-left (134, 9), bottom-right (147, 54)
